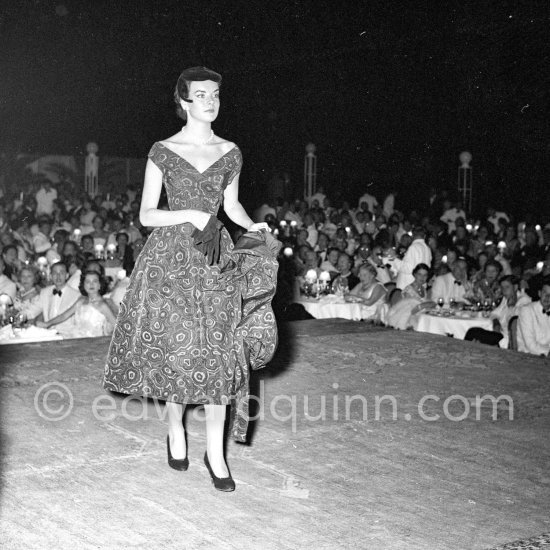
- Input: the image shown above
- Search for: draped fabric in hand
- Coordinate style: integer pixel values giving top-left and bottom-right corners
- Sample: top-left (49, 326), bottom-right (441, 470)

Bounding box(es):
top-left (103, 142), bottom-right (279, 441)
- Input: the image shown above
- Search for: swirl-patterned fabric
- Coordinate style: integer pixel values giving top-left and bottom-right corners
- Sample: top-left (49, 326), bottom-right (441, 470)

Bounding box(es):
top-left (103, 143), bottom-right (278, 441)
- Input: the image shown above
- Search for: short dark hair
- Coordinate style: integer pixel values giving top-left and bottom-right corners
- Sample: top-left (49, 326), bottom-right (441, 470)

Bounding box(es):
top-left (2, 244), bottom-right (17, 256)
top-left (499, 274), bottom-right (519, 286)
top-left (116, 231), bottom-right (129, 242)
top-left (174, 66), bottom-right (222, 121)
top-left (413, 262), bottom-right (431, 276)
top-left (484, 259), bottom-right (502, 273)
top-left (51, 261), bottom-right (69, 272)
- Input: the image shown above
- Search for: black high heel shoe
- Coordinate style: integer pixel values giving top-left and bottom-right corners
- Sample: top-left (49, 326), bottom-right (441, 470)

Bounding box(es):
top-left (204, 452), bottom-right (235, 492)
top-left (167, 435), bottom-right (189, 471)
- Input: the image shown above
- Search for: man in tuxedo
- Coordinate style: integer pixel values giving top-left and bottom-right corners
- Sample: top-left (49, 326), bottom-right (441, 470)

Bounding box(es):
top-left (333, 253), bottom-right (360, 291)
top-left (517, 277), bottom-right (550, 356)
top-left (431, 258), bottom-right (471, 305)
top-left (27, 261), bottom-right (80, 333)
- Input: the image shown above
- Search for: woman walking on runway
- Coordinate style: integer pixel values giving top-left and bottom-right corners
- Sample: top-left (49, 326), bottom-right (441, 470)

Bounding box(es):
top-left (103, 67), bottom-right (277, 491)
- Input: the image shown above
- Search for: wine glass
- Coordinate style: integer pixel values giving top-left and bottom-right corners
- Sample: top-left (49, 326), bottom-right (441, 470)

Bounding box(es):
top-left (437, 297), bottom-right (444, 309)
top-left (449, 297), bottom-right (456, 310)
top-left (14, 312), bottom-right (27, 329)
top-left (340, 278), bottom-right (349, 296)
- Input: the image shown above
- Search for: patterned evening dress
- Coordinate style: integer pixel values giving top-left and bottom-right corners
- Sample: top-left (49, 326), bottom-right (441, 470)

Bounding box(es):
top-left (104, 142), bottom-right (275, 440)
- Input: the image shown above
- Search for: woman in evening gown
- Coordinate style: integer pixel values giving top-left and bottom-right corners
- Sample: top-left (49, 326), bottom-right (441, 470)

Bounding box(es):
top-left (37, 270), bottom-right (116, 337)
top-left (103, 67), bottom-right (271, 492)
top-left (387, 263), bottom-right (435, 330)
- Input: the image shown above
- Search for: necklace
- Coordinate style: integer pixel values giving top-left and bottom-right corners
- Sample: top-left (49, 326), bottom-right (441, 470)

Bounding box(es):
top-left (182, 127), bottom-right (214, 145)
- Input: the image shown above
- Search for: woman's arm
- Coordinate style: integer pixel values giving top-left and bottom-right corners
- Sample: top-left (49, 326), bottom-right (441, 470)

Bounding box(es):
top-left (96, 301), bottom-right (117, 325)
top-left (411, 300), bottom-right (436, 315)
top-left (362, 284), bottom-right (387, 306)
top-left (37, 297), bottom-right (83, 328)
top-left (349, 283), bottom-right (362, 297)
top-left (139, 160), bottom-right (211, 230)
top-left (223, 174), bottom-right (268, 231)
top-left (104, 297), bottom-right (119, 316)
top-left (223, 173), bottom-right (254, 230)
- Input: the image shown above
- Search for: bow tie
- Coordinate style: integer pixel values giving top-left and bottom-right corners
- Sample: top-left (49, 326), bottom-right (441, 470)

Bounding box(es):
top-left (52, 289), bottom-right (62, 296)
top-left (454, 280), bottom-right (462, 286)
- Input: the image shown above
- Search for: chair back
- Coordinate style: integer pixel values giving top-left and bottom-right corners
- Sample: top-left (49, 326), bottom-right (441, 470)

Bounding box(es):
top-left (508, 315), bottom-right (518, 350)
top-left (388, 288), bottom-right (402, 307)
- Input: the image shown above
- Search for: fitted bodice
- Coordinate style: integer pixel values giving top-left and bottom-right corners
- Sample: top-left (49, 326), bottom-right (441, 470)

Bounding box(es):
top-left (73, 302), bottom-right (109, 337)
top-left (148, 142), bottom-right (242, 215)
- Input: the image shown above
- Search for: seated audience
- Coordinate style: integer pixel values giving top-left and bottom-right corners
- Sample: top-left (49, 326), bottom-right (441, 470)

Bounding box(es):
top-left (465, 275), bottom-right (532, 348)
top-left (473, 259), bottom-right (503, 303)
top-left (387, 263), bottom-right (435, 330)
top-left (332, 253), bottom-right (360, 293)
top-left (90, 215), bottom-right (110, 247)
top-left (2, 244), bottom-right (21, 280)
top-left (0, 256), bottom-right (17, 300)
top-left (13, 265), bottom-right (41, 316)
top-left (396, 226), bottom-right (432, 289)
top-left (26, 261), bottom-right (81, 334)
top-left (347, 263), bottom-right (387, 320)
top-left (37, 270), bottom-right (116, 338)
top-left (517, 276), bottom-right (550, 356)
top-left (431, 258), bottom-right (472, 305)
top-left (115, 232), bottom-right (135, 274)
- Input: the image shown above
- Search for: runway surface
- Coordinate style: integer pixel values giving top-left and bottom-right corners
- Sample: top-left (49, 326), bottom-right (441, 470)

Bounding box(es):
top-left (1, 319), bottom-right (549, 549)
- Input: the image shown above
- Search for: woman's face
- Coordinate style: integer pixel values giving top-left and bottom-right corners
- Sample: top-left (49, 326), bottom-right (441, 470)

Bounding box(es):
top-left (183, 80), bottom-right (220, 122)
top-left (447, 250), bottom-right (458, 265)
top-left (500, 280), bottom-right (515, 300)
top-left (359, 267), bottom-right (375, 284)
top-left (63, 243), bottom-right (77, 256)
top-left (327, 250), bottom-right (339, 265)
top-left (414, 268), bottom-right (429, 286)
top-left (84, 273), bottom-right (101, 296)
top-left (478, 254), bottom-right (488, 268)
top-left (485, 265), bottom-right (499, 283)
top-left (81, 237), bottom-right (94, 251)
top-left (3, 248), bottom-right (17, 265)
top-left (117, 234), bottom-right (128, 247)
top-left (19, 269), bottom-right (35, 289)
top-left (93, 217), bottom-right (104, 230)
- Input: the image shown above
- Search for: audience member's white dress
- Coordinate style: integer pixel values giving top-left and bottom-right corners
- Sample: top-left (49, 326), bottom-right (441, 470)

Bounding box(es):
top-left (387, 283), bottom-right (427, 330)
top-left (64, 301), bottom-right (112, 338)
top-left (355, 282), bottom-right (387, 320)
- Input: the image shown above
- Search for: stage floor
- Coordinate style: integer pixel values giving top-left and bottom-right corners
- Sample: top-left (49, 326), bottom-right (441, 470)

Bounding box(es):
top-left (1, 320), bottom-right (549, 549)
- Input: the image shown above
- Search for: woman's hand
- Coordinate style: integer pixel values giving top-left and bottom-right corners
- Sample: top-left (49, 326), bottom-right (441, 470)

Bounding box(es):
top-left (36, 320), bottom-right (49, 328)
top-left (248, 222), bottom-right (270, 232)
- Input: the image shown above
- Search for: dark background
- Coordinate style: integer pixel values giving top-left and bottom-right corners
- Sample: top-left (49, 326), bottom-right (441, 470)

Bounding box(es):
top-left (1, 1), bottom-right (548, 217)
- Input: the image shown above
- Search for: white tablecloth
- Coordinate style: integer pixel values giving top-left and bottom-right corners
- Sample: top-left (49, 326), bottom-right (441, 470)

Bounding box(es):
top-left (297, 297), bottom-right (366, 321)
top-left (0, 325), bottom-right (63, 345)
top-left (415, 310), bottom-right (493, 340)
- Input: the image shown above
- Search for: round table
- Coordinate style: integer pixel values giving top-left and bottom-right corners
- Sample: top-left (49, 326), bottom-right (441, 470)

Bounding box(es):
top-left (297, 297), bottom-right (367, 321)
top-left (415, 310), bottom-right (493, 339)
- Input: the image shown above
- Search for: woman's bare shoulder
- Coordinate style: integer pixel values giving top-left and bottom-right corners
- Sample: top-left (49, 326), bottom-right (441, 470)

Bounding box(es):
top-left (158, 131), bottom-right (184, 146)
